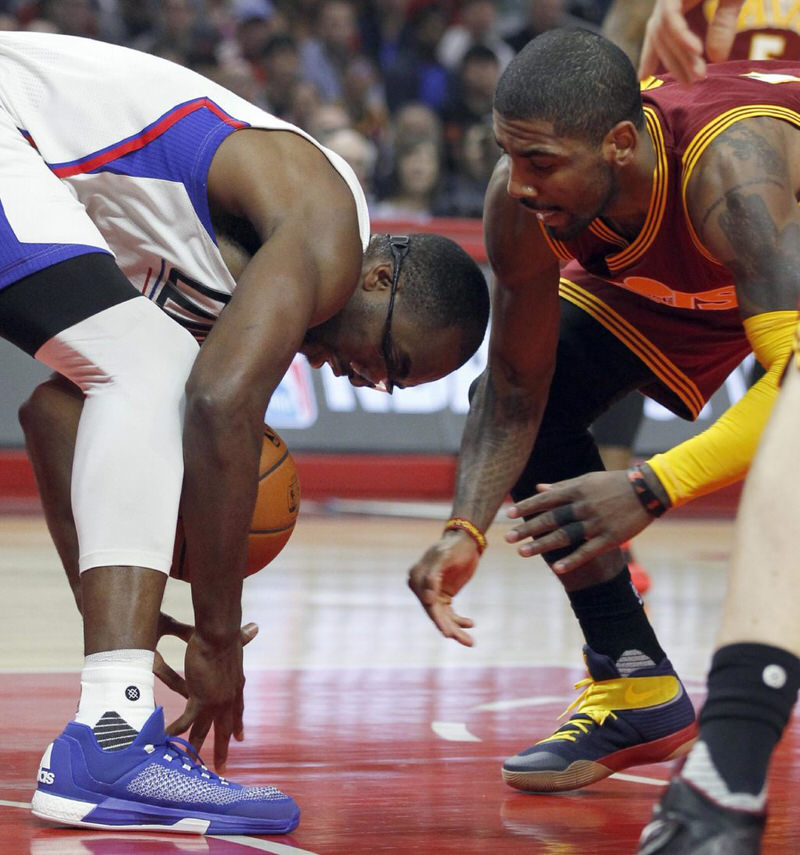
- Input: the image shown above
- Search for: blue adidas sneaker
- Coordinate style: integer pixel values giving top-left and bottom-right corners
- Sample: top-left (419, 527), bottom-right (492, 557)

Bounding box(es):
top-left (31, 707), bottom-right (300, 835)
top-left (502, 646), bottom-right (697, 793)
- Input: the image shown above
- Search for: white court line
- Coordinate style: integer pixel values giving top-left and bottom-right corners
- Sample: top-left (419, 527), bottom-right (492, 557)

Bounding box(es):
top-left (0, 799), bottom-right (30, 809)
top-left (610, 772), bottom-right (668, 787)
top-left (212, 837), bottom-right (322, 854)
top-left (431, 721), bottom-right (482, 742)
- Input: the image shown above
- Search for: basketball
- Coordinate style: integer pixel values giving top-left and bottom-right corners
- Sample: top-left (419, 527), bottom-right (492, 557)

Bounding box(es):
top-left (170, 425), bottom-right (300, 582)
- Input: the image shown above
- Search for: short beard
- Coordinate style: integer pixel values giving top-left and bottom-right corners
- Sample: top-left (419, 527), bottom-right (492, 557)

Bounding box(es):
top-left (546, 164), bottom-right (617, 242)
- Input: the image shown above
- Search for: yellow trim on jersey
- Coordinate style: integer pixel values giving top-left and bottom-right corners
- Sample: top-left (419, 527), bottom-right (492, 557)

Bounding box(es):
top-left (558, 277), bottom-right (706, 417)
top-left (606, 108), bottom-right (669, 273)
top-left (640, 76), bottom-right (664, 92)
top-left (589, 218), bottom-right (629, 247)
top-left (681, 104), bottom-right (800, 263)
top-left (537, 218), bottom-right (573, 261)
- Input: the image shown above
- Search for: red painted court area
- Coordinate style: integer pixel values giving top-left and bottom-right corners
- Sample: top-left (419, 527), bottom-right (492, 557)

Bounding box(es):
top-left (1, 509), bottom-right (798, 854)
top-left (2, 666), bottom-right (800, 854)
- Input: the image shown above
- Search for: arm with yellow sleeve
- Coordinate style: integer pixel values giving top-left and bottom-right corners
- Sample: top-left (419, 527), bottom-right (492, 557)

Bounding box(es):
top-left (646, 311), bottom-right (797, 508)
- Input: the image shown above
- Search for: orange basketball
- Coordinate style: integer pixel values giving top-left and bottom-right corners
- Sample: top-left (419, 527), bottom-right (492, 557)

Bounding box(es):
top-left (170, 425), bottom-right (300, 582)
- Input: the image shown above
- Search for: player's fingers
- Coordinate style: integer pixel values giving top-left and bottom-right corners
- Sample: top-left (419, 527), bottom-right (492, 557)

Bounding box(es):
top-left (550, 537), bottom-right (613, 575)
top-left (659, 36), bottom-right (705, 85)
top-left (188, 714), bottom-right (214, 757)
top-left (508, 488), bottom-right (568, 519)
top-left (706, 0), bottom-right (740, 62)
top-left (153, 652), bottom-right (189, 698)
top-left (166, 699), bottom-right (202, 736)
top-left (507, 503), bottom-right (580, 542)
top-left (432, 605), bottom-right (475, 647)
top-left (159, 614), bottom-right (194, 643)
top-left (516, 520), bottom-right (588, 558)
top-left (233, 689), bottom-right (245, 743)
top-left (241, 622), bottom-right (259, 646)
top-left (213, 719), bottom-right (233, 772)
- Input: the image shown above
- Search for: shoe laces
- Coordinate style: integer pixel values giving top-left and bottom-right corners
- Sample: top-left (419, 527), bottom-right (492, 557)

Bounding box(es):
top-left (536, 676), bottom-right (619, 745)
top-left (144, 735), bottom-right (230, 785)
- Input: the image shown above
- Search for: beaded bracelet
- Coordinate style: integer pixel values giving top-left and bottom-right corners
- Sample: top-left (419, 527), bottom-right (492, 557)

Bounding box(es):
top-left (443, 517), bottom-right (488, 554)
top-left (627, 465), bottom-right (669, 518)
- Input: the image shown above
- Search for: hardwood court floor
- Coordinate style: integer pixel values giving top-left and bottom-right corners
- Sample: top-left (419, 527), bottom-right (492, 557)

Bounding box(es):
top-left (1, 507), bottom-right (797, 854)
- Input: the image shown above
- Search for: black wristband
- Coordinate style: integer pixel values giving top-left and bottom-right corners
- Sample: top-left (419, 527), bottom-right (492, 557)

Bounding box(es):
top-left (627, 465), bottom-right (668, 518)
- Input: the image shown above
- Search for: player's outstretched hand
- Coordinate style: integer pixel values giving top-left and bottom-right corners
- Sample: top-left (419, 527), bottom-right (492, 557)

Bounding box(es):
top-left (408, 532), bottom-right (480, 647)
top-left (165, 622), bottom-right (259, 771)
top-left (505, 470), bottom-right (655, 573)
top-left (639, 0), bottom-right (742, 84)
top-left (639, 0), bottom-right (706, 83)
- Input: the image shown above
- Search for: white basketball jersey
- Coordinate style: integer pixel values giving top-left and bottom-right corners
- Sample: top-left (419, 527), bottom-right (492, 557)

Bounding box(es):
top-left (0, 32), bottom-right (371, 339)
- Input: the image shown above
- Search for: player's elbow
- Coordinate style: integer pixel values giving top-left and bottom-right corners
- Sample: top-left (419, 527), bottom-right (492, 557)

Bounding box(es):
top-left (184, 376), bottom-right (264, 451)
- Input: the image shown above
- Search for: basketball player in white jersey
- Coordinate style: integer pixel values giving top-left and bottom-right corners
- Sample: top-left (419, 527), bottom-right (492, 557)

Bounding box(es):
top-left (0, 31), bottom-right (489, 835)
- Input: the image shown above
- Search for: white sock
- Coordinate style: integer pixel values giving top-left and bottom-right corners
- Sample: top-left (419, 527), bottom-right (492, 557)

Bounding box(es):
top-left (75, 649), bottom-right (155, 749)
top-left (681, 741), bottom-right (767, 813)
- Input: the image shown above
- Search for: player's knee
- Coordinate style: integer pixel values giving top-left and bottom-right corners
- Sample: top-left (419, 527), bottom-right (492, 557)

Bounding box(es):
top-left (18, 377), bottom-right (76, 443)
top-left (70, 299), bottom-right (198, 406)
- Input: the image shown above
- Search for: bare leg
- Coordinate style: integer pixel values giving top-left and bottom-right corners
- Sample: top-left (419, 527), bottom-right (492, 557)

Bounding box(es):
top-left (717, 365), bottom-right (800, 652)
top-left (19, 374), bottom-right (83, 609)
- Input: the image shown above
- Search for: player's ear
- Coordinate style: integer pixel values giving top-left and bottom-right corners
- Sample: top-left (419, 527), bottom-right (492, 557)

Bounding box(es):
top-left (604, 121), bottom-right (637, 166)
top-left (362, 259), bottom-right (393, 292)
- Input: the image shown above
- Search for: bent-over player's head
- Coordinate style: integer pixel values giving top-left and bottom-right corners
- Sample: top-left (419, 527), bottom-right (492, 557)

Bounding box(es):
top-left (301, 233), bottom-right (489, 392)
top-left (492, 29), bottom-right (646, 241)
top-left (494, 28), bottom-right (645, 145)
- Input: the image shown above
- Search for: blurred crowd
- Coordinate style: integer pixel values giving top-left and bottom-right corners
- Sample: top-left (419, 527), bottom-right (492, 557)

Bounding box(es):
top-left (0, 0), bottom-right (611, 219)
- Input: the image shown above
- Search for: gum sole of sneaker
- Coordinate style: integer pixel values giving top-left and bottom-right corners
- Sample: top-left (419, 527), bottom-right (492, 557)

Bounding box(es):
top-left (502, 724), bottom-right (697, 794)
top-left (31, 790), bottom-right (300, 835)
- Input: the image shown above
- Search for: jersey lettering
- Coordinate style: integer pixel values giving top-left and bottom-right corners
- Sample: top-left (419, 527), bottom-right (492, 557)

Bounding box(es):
top-left (615, 275), bottom-right (738, 310)
top-left (149, 264), bottom-right (231, 340)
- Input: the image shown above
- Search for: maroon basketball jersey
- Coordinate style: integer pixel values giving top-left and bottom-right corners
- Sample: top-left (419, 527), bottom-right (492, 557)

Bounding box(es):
top-left (686, 0), bottom-right (800, 62)
top-left (548, 63), bottom-right (800, 418)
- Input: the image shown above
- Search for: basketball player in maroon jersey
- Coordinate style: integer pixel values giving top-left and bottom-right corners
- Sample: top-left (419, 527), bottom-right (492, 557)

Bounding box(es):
top-left (596, 0), bottom-right (800, 597)
top-left (407, 32), bottom-right (800, 855)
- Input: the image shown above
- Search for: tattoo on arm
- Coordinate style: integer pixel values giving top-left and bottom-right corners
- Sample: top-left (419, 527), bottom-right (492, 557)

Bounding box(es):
top-left (699, 123), bottom-right (800, 313)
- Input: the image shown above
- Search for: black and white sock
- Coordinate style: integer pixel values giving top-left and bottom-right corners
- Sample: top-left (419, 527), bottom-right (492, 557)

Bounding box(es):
top-left (682, 643), bottom-right (800, 811)
top-left (75, 649), bottom-right (155, 750)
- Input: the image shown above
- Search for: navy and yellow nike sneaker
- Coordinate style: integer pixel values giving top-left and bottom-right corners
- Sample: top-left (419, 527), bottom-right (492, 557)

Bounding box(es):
top-left (502, 646), bottom-right (697, 793)
top-left (637, 776), bottom-right (766, 854)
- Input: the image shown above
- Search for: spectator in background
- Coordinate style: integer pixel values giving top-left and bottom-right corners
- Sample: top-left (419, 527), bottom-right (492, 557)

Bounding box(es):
top-left (505, 0), bottom-right (599, 54)
top-left (216, 0), bottom-right (284, 81)
top-left (358, 0), bottom-right (409, 71)
top-left (372, 133), bottom-right (445, 220)
top-left (306, 101), bottom-right (352, 142)
top-left (299, 0), bottom-right (360, 102)
top-left (341, 54), bottom-right (390, 143)
top-left (437, 0), bottom-right (514, 72)
top-left (285, 78), bottom-right (324, 132)
top-left (325, 126), bottom-right (380, 208)
top-left (440, 43), bottom-right (500, 171)
top-left (258, 32), bottom-right (301, 118)
top-left (373, 100), bottom-right (444, 198)
top-left (434, 118), bottom-right (499, 218)
top-left (125, 0), bottom-right (219, 68)
top-left (37, 0), bottom-right (99, 38)
top-left (382, 0), bottom-right (449, 113)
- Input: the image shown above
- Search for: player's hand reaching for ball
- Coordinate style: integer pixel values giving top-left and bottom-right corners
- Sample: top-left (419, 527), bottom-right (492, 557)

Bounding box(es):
top-left (163, 621), bottom-right (259, 771)
top-left (408, 531), bottom-right (480, 647)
